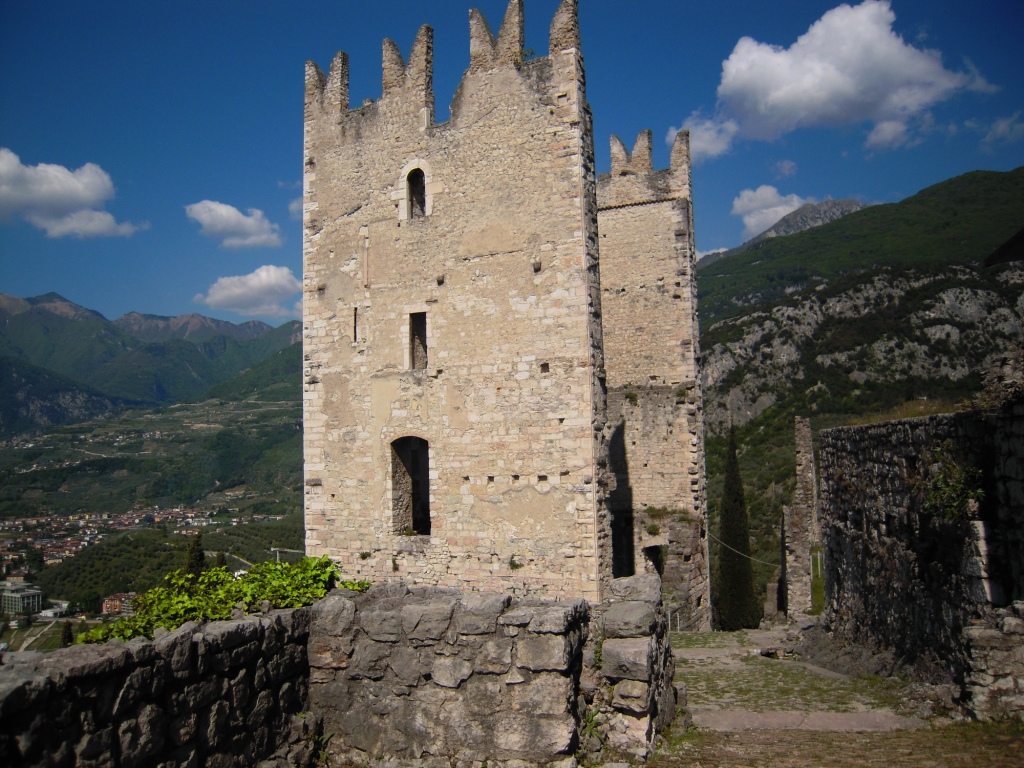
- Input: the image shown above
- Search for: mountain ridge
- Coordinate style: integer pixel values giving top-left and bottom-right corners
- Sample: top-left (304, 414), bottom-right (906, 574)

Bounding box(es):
top-left (0, 293), bottom-right (301, 435)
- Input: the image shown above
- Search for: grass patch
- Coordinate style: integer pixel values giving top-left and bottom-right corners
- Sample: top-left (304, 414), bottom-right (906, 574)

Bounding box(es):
top-left (676, 654), bottom-right (905, 712)
top-left (671, 631), bottom-right (749, 649)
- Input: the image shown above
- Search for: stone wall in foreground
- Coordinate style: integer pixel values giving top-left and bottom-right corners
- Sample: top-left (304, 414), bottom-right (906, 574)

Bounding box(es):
top-left (0, 610), bottom-right (313, 767)
top-left (0, 578), bottom-right (679, 767)
top-left (817, 401), bottom-right (1024, 719)
top-left (308, 575), bottom-right (676, 765)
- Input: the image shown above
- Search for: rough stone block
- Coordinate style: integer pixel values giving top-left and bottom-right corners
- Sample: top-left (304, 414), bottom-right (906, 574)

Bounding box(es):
top-left (401, 598), bottom-right (457, 641)
top-left (389, 646), bottom-right (430, 686)
top-left (359, 607), bottom-right (403, 642)
top-left (454, 593), bottom-right (512, 635)
top-left (347, 637), bottom-right (391, 681)
top-left (310, 593), bottom-right (356, 638)
top-left (497, 605), bottom-right (535, 627)
top-left (611, 679), bottom-right (650, 714)
top-left (39, 643), bottom-right (131, 680)
top-left (516, 634), bottom-right (570, 672)
top-left (203, 618), bottom-right (261, 651)
top-left (473, 637), bottom-right (513, 674)
top-left (528, 600), bottom-right (587, 633)
top-left (507, 671), bottom-right (572, 717)
top-left (605, 574), bottom-right (662, 605)
top-left (601, 638), bottom-right (652, 681)
top-left (431, 657), bottom-right (473, 688)
top-left (118, 703), bottom-right (166, 768)
top-left (602, 601), bottom-right (657, 638)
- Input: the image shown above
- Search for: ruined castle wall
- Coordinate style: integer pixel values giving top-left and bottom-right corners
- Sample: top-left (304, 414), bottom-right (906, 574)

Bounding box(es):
top-left (783, 416), bottom-right (817, 616)
top-left (307, 576), bottom-right (675, 766)
top-left (595, 132), bottom-right (709, 629)
top-left (303, 2), bottom-right (613, 603)
top-left (818, 403), bottom-right (1024, 718)
top-left (0, 610), bottom-right (313, 767)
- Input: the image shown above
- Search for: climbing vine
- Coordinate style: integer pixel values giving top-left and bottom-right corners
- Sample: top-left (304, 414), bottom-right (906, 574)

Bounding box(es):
top-left (78, 556), bottom-right (369, 643)
top-left (919, 441), bottom-right (984, 523)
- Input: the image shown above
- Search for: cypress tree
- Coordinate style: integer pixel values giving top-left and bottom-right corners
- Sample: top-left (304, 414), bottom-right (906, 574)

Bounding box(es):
top-left (60, 621), bottom-right (74, 647)
top-left (715, 428), bottom-right (760, 630)
top-left (185, 532), bottom-right (206, 577)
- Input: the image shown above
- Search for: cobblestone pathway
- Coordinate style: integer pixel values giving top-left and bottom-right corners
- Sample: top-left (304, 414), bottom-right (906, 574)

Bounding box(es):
top-left (647, 628), bottom-right (1024, 768)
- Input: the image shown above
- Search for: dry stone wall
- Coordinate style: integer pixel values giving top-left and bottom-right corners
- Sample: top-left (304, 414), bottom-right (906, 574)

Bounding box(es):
top-left (818, 401), bottom-right (1024, 718)
top-left (307, 576), bottom-right (676, 765)
top-left (0, 610), bottom-right (314, 768)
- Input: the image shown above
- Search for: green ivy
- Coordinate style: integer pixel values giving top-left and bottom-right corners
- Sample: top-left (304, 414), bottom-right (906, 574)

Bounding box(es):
top-left (77, 556), bottom-right (369, 643)
top-left (920, 441), bottom-right (984, 523)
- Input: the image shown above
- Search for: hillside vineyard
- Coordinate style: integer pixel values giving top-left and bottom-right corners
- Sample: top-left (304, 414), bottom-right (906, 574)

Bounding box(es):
top-left (302, 0), bottom-right (708, 626)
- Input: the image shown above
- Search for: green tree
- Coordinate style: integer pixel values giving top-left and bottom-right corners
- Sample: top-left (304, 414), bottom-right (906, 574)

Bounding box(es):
top-left (185, 532), bottom-right (206, 577)
top-left (214, 551), bottom-right (227, 568)
top-left (715, 428), bottom-right (761, 630)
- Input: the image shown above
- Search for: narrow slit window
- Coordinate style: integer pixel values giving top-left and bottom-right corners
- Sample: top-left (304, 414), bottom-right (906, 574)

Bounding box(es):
top-left (352, 307), bottom-right (359, 343)
top-left (410, 312), bottom-right (427, 370)
top-left (408, 168), bottom-right (426, 218)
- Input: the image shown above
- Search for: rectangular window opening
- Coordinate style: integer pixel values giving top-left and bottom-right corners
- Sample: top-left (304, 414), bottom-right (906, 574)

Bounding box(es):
top-left (353, 307), bottom-right (359, 342)
top-left (410, 312), bottom-right (427, 370)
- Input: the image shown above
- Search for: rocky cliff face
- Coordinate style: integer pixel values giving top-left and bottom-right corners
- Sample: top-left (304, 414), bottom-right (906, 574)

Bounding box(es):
top-left (702, 264), bottom-right (1024, 432)
top-left (0, 357), bottom-right (127, 436)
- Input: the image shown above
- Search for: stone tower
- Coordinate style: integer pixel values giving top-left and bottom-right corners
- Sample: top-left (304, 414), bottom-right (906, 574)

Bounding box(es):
top-left (302, 0), bottom-right (615, 602)
top-left (596, 131), bottom-right (711, 630)
top-left (302, 0), bottom-right (708, 625)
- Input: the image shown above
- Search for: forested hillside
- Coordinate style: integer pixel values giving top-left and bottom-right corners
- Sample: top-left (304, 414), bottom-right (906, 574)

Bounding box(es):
top-left (698, 167), bottom-right (1024, 597)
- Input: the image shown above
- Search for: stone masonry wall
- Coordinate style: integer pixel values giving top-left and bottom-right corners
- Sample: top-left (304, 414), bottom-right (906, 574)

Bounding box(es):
top-left (303, 0), bottom-right (614, 603)
top-left (818, 401), bottom-right (1024, 718)
top-left (0, 610), bottom-right (313, 767)
top-left (783, 416), bottom-right (817, 616)
top-left (307, 576), bottom-right (676, 765)
top-left (596, 131), bottom-right (710, 630)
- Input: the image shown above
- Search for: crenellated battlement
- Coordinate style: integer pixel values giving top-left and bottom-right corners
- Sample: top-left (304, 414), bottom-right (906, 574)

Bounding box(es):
top-left (469, 0), bottom-right (525, 72)
top-left (598, 129), bottom-right (692, 210)
top-left (304, 0), bottom-right (581, 137)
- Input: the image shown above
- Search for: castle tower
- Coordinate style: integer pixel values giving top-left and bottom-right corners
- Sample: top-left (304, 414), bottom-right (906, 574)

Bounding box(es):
top-left (302, 0), bottom-right (615, 602)
top-left (595, 130), bottom-right (711, 629)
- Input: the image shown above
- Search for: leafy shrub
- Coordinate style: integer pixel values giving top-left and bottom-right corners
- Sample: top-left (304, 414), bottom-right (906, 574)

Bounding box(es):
top-left (78, 556), bottom-right (368, 643)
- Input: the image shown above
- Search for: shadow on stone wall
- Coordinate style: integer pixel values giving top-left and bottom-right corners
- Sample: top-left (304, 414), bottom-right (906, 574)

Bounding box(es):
top-left (818, 400), bottom-right (1024, 719)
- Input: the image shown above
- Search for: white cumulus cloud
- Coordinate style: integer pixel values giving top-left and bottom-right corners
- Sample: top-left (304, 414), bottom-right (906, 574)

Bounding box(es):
top-left (194, 265), bottom-right (301, 318)
top-left (669, 1), bottom-right (994, 158)
top-left (0, 148), bottom-right (144, 238)
top-left (288, 197), bottom-right (303, 221)
top-left (185, 199), bottom-right (282, 248)
top-left (732, 185), bottom-right (813, 240)
top-left (982, 112), bottom-right (1024, 149)
top-left (672, 114), bottom-right (739, 164)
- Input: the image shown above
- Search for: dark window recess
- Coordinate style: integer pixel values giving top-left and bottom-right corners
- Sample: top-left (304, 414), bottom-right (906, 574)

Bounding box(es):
top-left (391, 436), bottom-right (430, 535)
top-left (353, 307), bottom-right (359, 342)
top-left (410, 312), bottom-right (428, 369)
top-left (408, 168), bottom-right (426, 218)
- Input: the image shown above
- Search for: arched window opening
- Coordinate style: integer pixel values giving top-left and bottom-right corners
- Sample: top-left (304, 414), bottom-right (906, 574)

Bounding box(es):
top-left (407, 168), bottom-right (426, 218)
top-left (392, 436), bottom-right (430, 535)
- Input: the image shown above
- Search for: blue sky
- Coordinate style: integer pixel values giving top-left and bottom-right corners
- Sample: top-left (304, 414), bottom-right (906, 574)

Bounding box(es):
top-left (1, 0), bottom-right (1022, 326)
